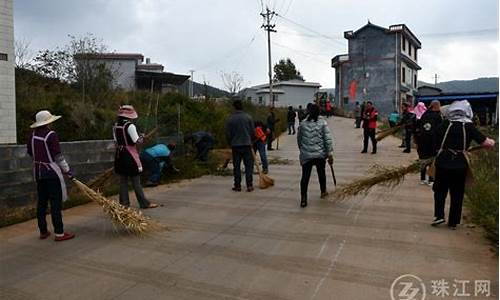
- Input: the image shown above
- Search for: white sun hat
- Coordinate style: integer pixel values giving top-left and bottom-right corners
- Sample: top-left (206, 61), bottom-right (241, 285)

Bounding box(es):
top-left (30, 110), bottom-right (62, 128)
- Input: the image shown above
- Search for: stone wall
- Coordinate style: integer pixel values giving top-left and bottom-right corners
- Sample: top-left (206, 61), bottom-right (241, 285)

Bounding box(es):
top-left (0, 140), bottom-right (116, 210)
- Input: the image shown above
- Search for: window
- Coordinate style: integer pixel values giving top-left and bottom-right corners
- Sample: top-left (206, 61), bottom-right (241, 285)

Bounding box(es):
top-left (343, 97), bottom-right (349, 105)
top-left (414, 74), bottom-right (417, 88)
top-left (402, 37), bottom-right (406, 51)
top-left (402, 67), bottom-right (406, 83)
top-left (409, 45), bottom-right (412, 57)
top-left (0, 53), bottom-right (7, 61)
top-left (414, 49), bottom-right (417, 61)
top-left (258, 96), bottom-right (263, 104)
top-left (247, 96), bottom-right (251, 101)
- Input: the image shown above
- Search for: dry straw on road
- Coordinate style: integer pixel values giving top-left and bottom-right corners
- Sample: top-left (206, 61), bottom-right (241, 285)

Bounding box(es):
top-left (72, 179), bottom-right (162, 234)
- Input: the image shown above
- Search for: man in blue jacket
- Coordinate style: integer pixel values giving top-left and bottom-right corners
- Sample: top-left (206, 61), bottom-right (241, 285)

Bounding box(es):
top-left (140, 143), bottom-right (177, 187)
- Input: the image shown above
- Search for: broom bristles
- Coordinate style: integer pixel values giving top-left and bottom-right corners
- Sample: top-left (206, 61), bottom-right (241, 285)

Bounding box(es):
top-left (375, 125), bottom-right (402, 142)
top-left (73, 179), bottom-right (163, 234)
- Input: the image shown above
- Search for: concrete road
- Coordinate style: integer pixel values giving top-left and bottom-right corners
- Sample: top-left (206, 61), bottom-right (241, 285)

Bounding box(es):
top-left (0, 117), bottom-right (497, 300)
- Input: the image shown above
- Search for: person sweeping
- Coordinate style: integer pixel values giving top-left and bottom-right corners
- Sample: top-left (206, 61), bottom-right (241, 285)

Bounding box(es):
top-left (27, 110), bottom-right (75, 241)
top-left (297, 104), bottom-right (334, 207)
top-left (431, 100), bottom-right (495, 229)
top-left (113, 105), bottom-right (159, 209)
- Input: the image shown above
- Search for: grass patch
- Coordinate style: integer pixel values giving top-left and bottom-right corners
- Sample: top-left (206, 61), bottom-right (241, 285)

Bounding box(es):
top-left (464, 127), bottom-right (498, 251)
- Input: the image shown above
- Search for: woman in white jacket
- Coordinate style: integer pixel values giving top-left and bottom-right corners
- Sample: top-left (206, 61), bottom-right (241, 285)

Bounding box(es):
top-left (297, 104), bottom-right (334, 207)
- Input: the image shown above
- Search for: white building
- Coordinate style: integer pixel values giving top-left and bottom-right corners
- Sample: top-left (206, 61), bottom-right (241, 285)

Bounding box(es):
top-left (243, 80), bottom-right (321, 107)
top-left (0, 0), bottom-right (16, 143)
top-left (74, 53), bottom-right (190, 93)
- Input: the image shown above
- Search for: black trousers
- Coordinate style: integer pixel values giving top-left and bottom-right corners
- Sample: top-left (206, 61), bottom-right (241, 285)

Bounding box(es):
top-left (362, 128), bottom-right (377, 152)
top-left (420, 162), bottom-right (434, 182)
top-left (36, 178), bottom-right (64, 234)
top-left (404, 129), bottom-right (412, 151)
top-left (232, 146), bottom-right (254, 187)
top-left (300, 158), bottom-right (327, 199)
top-left (267, 130), bottom-right (274, 149)
top-left (433, 167), bottom-right (467, 226)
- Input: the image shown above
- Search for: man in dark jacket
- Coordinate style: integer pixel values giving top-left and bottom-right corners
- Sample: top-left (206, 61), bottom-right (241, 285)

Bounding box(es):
top-left (400, 102), bottom-right (416, 153)
top-left (287, 106), bottom-right (297, 135)
top-left (415, 100), bottom-right (442, 184)
top-left (297, 105), bottom-right (307, 123)
top-left (266, 109), bottom-right (280, 150)
top-left (225, 100), bottom-right (256, 192)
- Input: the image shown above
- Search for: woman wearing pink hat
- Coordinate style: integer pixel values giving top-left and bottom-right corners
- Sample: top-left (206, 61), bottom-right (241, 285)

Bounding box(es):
top-left (113, 105), bottom-right (159, 209)
top-left (27, 110), bottom-right (75, 241)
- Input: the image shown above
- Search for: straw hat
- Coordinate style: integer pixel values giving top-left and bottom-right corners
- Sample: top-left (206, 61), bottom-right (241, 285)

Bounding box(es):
top-left (117, 105), bottom-right (138, 119)
top-left (30, 110), bottom-right (62, 128)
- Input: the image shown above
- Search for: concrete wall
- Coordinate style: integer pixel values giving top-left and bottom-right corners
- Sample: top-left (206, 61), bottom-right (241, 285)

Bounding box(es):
top-left (0, 0), bottom-right (16, 144)
top-left (279, 85), bottom-right (319, 108)
top-left (0, 140), bottom-right (116, 210)
top-left (340, 26), bottom-right (398, 115)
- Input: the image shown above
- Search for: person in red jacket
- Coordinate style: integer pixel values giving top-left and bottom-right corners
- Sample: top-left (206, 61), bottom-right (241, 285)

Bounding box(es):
top-left (361, 101), bottom-right (378, 154)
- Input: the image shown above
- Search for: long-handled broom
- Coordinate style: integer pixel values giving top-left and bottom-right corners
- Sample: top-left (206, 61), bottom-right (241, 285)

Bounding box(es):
top-left (251, 150), bottom-right (274, 189)
top-left (375, 125), bottom-right (403, 142)
top-left (72, 178), bottom-right (162, 234)
top-left (330, 146), bottom-right (484, 201)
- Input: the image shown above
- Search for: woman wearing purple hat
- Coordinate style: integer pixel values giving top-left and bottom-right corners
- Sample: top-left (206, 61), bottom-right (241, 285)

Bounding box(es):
top-left (113, 105), bottom-right (159, 209)
top-left (27, 110), bottom-right (75, 241)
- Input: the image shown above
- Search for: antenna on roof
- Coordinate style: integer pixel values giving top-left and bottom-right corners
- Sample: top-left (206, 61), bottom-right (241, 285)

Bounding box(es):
top-left (367, 19), bottom-right (371, 24)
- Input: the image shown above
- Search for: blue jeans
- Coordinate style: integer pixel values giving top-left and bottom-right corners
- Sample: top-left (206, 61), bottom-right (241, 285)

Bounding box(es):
top-left (288, 122), bottom-right (295, 134)
top-left (253, 140), bottom-right (268, 172)
top-left (232, 146), bottom-right (254, 187)
top-left (140, 152), bottom-right (161, 183)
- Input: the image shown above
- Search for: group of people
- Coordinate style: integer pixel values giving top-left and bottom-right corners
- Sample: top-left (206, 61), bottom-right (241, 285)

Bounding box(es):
top-left (26, 96), bottom-right (495, 241)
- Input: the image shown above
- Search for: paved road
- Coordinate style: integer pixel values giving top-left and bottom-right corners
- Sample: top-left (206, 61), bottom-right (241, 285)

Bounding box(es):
top-left (1, 117), bottom-right (497, 300)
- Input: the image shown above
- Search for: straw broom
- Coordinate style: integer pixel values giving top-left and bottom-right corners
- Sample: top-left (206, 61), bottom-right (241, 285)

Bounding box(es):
top-left (330, 146), bottom-right (483, 201)
top-left (375, 125), bottom-right (402, 142)
top-left (251, 150), bottom-right (274, 189)
top-left (87, 127), bottom-right (159, 190)
top-left (72, 178), bottom-right (162, 234)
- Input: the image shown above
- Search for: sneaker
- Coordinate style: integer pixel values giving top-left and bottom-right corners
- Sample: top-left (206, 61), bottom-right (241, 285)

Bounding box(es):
top-left (431, 218), bottom-right (445, 226)
top-left (246, 186), bottom-right (254, 192)
top-left (54, 232), bottom-right (75, 242)
top-left (427, 181), bottom-right (434, 187)
top-left (371, 151), bottom-right (377, 154)
top-left (39, 232), bottom-right (51, 240)
top-left (232, 186), bottom-right (242, 192)
top-left (300, 198), bottom-right (307, 208)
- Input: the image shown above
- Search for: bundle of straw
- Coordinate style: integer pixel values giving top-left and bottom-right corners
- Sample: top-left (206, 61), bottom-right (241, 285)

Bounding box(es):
top-left (251, 150), bottom-right (274, 189)
top-left (330, 146), bottom-right (484, 201)
top-left (375, 125), bottom-right (402, 142)
top-left (72, 179), bottom-right (162, 234)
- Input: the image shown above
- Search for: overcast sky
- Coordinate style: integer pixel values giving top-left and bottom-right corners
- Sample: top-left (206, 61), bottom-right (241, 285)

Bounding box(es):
top-left (14, 0), bottom-right (499, 90)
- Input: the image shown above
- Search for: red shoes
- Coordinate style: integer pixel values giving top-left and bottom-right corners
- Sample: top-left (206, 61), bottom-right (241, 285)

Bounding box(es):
top-left (54, 232), bottom-right (75, 242)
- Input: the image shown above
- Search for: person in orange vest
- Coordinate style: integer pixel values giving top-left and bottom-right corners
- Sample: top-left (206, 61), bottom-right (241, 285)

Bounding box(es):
top-left (253, 120), bottom-right (269, 174)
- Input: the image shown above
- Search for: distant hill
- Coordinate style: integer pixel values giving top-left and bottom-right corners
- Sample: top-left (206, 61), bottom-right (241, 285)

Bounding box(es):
top-left (418, 77), bottom-right (498, 94)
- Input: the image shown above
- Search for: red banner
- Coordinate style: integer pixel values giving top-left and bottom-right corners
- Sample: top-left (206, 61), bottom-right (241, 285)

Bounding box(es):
top-left (349, 80), bottom-right (358, 101)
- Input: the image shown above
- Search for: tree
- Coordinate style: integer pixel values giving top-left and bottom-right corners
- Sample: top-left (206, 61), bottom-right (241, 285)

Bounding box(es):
top-left (32, 48), bottom-right (74, 82)
top-left (14, 38), bottom-right (34, 69)
top-left (273, 58), bottom-right (304, 82)
top-left (220, 71), bottom-right (244, 96)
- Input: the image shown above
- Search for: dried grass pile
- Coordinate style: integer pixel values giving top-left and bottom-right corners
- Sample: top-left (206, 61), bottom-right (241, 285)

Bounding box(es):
top-left (72, 179), bottom-right (162, 234)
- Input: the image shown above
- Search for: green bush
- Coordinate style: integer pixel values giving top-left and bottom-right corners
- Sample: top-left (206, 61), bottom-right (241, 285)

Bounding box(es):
top-left (465, 129), bottom-right (499, 249)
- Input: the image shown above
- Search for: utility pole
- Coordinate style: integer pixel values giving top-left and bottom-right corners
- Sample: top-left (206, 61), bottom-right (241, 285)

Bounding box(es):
top-left (189, 70), bottom-right (195, 98)
top-left (261, 7), bottom-right (276, 107)
top-left (434, 74), bottom-right (438, 86)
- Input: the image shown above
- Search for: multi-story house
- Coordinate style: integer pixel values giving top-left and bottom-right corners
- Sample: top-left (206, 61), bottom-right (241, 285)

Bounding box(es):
top-left (242, 79), bottom-right (321, 107)
top-left (331, 22), bottom-right (421, 115)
